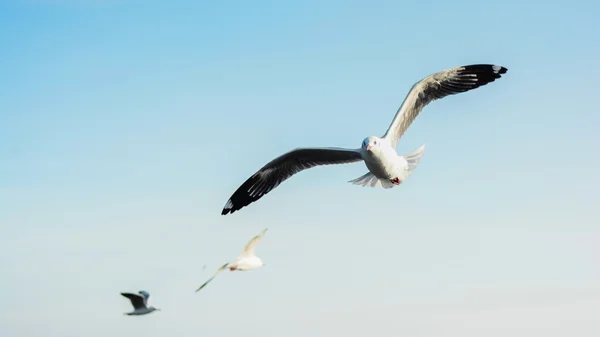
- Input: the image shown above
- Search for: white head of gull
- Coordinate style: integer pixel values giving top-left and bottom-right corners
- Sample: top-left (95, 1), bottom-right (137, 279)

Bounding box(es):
top-left (221, 64), bottom-right (508, 215)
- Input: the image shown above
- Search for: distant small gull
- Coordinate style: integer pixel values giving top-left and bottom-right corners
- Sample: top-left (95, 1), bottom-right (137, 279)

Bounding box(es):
top-left (221, 64), bottom-right (508, 215)
top-left (121, 290), bottom-right (160, 315)
top-left (195, 228), bottom-right (268, 292)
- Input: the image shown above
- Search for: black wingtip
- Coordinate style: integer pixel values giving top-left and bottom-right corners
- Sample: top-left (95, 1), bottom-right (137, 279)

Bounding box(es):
top-left (490, 65), bottom-right (508, 76)
top-left (222, 206), bottom-right (241, 215)
top-left (455, 64), bottom-right (508, 88)
top-left (461, 64), bottom-right (508, 77)
top-left (220, 173), bottom-right (266, 216)
top-left (221, 199), bottom-right (236, 215)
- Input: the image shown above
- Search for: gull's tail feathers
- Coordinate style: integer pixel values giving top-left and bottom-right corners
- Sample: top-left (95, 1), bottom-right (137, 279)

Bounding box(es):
top-left (348, 172), bottom-right (395, 189)
top-left (402, 144), bottom-right (426, 173)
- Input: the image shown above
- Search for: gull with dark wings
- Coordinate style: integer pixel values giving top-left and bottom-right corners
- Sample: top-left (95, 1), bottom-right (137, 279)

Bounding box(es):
top-left (222, 64), bottom-right (508, 215)
top-left (120, 290), bottom-right (160, 316)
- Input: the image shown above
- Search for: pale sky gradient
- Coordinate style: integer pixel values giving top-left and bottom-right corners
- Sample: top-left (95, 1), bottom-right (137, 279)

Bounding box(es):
top-left (1, 1), bottom-right (599, 337)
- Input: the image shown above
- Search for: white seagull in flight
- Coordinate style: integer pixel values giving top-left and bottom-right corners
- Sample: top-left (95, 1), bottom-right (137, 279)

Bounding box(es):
top-left (120, 290), bottom-right (160, 316)
top-left (221, 64), bottom-right (508, 215)
top-left (195, 228), bottom-right (268, 293)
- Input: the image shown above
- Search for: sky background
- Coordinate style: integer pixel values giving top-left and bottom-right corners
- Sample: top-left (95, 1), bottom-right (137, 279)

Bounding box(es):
top-left (1, 0), bottom-right (599, 336)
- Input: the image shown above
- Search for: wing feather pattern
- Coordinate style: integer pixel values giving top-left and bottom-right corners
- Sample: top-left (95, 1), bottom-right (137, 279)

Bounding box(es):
top-left (383, 64), bottom-right (508, 148)
top-left (222, 147), bottom-right (362, 215)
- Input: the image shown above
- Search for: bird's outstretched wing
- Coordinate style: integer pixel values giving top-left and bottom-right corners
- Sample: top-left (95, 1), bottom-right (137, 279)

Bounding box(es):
top-left (240, 228), bottom-right (268, 258)
top-left (222, 147), bottom-right (363, 215)
top-left (195, 263), bottom-right (230, 293)
top-left (121, 292), bottom-right (146, 310)
top-left (138, 291), bottom-right (150, 306)
top-left (382, 64), bottom-right (508, 149)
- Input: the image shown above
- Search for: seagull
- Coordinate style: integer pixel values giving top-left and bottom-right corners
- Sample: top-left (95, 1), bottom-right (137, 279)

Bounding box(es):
top-left (221, 64), bottom-right (508, 215)
top-left (120, 290), bottom-right (160, 315)
top-left (195, 228), bottom-right (268, 293)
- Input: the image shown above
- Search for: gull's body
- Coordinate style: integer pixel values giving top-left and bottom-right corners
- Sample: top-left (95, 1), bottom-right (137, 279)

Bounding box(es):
top-left (121, 291), bottom-right (159, 316)
top-left (221, 64), bottom-right (508, 215)
top-left (358, 136), bottom-right (421, 186)
top-left (195, 228), bottom-right (268, 292)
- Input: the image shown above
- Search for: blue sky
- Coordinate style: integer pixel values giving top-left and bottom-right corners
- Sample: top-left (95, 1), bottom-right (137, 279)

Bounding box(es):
top-left (1, 0), bottom-right (599, 336)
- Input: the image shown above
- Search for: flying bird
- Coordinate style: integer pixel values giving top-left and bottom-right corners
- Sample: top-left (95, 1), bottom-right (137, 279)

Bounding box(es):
top-left (121, 291), bottom-right (160, 316)
top-left (221, 64), bottom-right (508, 215)
top-left (195, 228), bottom-right (268, 293)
